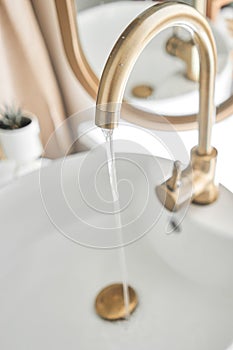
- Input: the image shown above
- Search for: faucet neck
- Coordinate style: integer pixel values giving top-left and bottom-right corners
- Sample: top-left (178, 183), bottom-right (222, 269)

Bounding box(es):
top-left (95, 2), bottom-right (217, 156)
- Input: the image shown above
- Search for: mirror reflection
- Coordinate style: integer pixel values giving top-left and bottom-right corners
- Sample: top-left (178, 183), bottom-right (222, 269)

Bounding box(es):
top-left (76, 0), bottom-right (233, 116)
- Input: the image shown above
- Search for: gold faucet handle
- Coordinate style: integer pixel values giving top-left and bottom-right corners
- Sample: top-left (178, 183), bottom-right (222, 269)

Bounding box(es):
top-left (167, 160), bottom-right (182, 191)
top-left (156, 160), bottom-right (184, 212)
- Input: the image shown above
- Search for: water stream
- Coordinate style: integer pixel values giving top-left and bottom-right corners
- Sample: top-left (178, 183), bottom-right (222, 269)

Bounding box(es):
top-left (102, 129), bottom-right (130, 319)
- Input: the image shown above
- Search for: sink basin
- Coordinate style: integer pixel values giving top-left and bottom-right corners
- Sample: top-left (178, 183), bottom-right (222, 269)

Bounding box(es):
top-left (0, 151), bottom-right (233, 349)
top-left (78, 1), bottom-right (232, 116)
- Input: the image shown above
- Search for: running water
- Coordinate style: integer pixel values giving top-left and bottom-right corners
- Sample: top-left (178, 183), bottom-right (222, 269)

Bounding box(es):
top-left (102, 129), bottom-right (130, 319)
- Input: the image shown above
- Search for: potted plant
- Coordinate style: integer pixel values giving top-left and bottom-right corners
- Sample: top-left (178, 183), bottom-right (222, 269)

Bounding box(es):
top-left (0, 107), bottom-right (43, 169)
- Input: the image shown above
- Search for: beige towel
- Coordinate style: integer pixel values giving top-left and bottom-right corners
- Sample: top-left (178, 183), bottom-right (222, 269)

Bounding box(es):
top-left (0, 0), bottom-right (72, 158)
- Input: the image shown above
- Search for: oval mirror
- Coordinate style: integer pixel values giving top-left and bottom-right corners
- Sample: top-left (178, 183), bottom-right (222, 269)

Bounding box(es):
top-left (55, 0), bottom-right (233, 130)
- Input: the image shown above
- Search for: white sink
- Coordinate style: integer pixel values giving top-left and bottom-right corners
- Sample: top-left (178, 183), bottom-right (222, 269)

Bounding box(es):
top-left (78, 1), bottom-right (232, 116)
top-left (0, 151), bottom-right (233, 349)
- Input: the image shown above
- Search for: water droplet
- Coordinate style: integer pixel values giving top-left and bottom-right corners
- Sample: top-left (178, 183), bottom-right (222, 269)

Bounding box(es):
top-left (119, 63), bottom-right (124, 67)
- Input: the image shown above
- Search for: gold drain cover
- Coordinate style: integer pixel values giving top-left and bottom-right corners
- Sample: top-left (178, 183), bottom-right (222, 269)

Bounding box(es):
top-left (132, 84), bottom-right (154, 99)
top-left (95, 283), bottom-right (138, 321)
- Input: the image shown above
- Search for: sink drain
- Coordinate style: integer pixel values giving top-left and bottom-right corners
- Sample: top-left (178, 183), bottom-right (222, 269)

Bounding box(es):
top-left (95, 283), bottom-right (138, 321)
top-left (132, 84), bottom-right (154, 98)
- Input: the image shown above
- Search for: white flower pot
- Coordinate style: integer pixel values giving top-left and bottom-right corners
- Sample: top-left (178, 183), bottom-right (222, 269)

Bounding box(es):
top-left (0, 114), bottom-right (43, 166)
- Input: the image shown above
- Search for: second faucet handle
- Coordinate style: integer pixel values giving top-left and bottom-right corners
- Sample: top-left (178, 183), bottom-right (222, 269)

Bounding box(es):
top-left (167, 160), bottom-right (182, 191)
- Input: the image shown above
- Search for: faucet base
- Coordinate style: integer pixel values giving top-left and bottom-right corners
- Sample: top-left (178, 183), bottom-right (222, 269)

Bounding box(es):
top-left (191, 146), bottom-right (219, 205)
top-left (192, 181), bottom-right (219, 205)
top-left (156, 147), bottom-right (219, 212)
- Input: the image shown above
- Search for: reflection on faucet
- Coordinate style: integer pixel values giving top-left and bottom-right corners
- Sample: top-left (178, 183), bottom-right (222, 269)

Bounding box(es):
top-left (166, 29), bottom-right (200, 82)
top-left (166, 0), bottom-right (207, 82)
top-left (95, 2), bottom-right (218, 212)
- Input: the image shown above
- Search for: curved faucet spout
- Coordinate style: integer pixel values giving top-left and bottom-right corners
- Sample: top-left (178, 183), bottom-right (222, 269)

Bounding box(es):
top-left (95, 2), bottom-right (218, 210)
top-left (95, 1), bottom-right (216, 156)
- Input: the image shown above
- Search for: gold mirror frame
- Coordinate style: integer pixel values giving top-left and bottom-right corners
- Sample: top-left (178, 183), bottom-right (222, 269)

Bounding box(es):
top-left (54, 0), bottom-right (233, 131)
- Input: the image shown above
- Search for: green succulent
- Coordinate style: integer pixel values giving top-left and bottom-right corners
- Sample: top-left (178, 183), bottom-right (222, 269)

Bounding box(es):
top-left (0, 106), bottom-right (31, 130)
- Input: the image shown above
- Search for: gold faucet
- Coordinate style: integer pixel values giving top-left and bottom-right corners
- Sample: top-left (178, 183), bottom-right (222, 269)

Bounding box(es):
top-left (95, 2), bottom-right (218, 212)
top-left (166, 0), bottom-right (207, 82)
top-left (166, 29), bottom-right (200, 82)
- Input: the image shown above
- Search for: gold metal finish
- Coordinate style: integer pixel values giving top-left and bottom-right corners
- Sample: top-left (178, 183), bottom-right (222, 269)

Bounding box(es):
top-left (95, 283), bottom-right (138, 321)
top-left (54, 0), bottom-right (98, 99)
top-left (132, 84), bottom-right (154, 99)
top-left (95, 2), bottom-right (216, 155)
top-left (166, 1), bottom-right (206, 82)
top-left (95, 2), bottom-right (219, 210)
top-left (166, 35), bottom-right (199, 81)
top-left (167, 160), bottom-right (182, 191)
top-left (156, 147), bottom-right (218, 211)
top-left (55, 0), bottom-right (233, 131)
